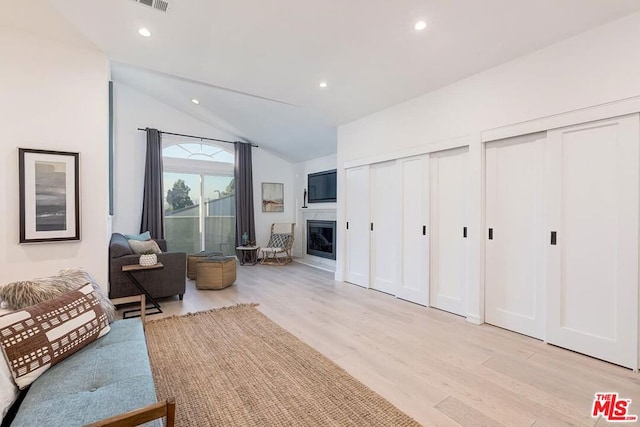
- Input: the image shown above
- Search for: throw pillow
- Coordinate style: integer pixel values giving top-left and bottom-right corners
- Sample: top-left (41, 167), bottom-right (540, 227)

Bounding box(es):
top-left (267, 233), bottom-right (292, 248)
top-left (57, 269), bottom-right (117, 322)
top-left (125, 231), bottom-right (151, 241)
top-left (0, 269), bottom-right (116, 323)
top-left (0, 284), bottom-right (110, 389)
top-left (128, 239), bottom-right (162, 255)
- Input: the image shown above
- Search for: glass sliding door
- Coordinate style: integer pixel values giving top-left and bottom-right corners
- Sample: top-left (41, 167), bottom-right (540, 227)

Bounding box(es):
top-left (203, 175), bottom-right (235, 255)
top-left (162, 139), bottom-right (235, 255)
top-left (163, 172), bottom-right (201, 253)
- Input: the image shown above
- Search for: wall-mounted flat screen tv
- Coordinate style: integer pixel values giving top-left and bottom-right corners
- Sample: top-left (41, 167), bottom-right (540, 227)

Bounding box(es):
top-left (308, 169), bottom-right (337, 203)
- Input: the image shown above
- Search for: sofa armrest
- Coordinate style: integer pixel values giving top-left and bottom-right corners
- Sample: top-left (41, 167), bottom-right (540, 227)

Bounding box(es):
top-left (83, 397), bottom-right (175, 427)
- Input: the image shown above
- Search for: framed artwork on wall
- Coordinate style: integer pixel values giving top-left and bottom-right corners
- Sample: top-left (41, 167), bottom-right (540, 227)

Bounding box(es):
top-left (19, 148), bottom-right (80, 243)
top-left (262, 182), bottom-right (284, 212)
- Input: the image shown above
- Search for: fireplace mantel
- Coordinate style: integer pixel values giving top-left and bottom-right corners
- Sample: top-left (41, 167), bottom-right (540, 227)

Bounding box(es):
top-left (298, 207), bottom-right (336, 213)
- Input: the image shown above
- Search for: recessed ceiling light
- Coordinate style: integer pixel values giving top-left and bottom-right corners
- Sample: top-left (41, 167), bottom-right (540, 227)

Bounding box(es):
top-left (319, 81), bottom-right (328, 88)
top-left (191, 98), bottom-right (200, 105)
top-left (138, 27), bottom-right (152, 37)
top-left (414, 21), bottom-right (427, 31)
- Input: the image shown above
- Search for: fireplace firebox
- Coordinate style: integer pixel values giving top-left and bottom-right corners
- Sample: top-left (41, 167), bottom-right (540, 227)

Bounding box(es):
top-left (307, 220), bottom-right (336, 260)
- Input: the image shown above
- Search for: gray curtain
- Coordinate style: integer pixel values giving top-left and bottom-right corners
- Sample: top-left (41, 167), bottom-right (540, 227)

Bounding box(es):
top-left (234, 142), bottom-right (256, 246)
top-left (140, 128), bottom-right (165, 239)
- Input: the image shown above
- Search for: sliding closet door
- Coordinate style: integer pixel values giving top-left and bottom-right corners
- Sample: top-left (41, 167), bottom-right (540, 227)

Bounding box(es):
top-left (345, 165), bottom-right (370, 288)
top-left (370, 161), bottom-right (400, 295)
top-left (429, 147), bottom-right (469, 316)
top-left (546, 114), bottom-right (639, 369)
top-left (485, 134), bottom-right (545, 339)
top-left (397, 155), bottom-right (429, 305)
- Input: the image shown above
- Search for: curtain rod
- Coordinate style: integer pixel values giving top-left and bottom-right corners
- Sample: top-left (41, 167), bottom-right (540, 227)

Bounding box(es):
top-left (137, 128), bottom-right (259, 147)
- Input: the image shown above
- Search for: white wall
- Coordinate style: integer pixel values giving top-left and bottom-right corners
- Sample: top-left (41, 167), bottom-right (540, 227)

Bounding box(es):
top-left (112, 83), bottom-right (295, 247)
top-left (337, 11), bottom-right (640, 322)
top-left (0, 25), bottom-right (110, 288)
top-left (252, 149), bottom-right (296, 247)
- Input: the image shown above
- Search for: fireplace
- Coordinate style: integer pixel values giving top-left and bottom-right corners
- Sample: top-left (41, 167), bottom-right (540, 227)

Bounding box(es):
top-left (307, 220), bottom-right (336, 260)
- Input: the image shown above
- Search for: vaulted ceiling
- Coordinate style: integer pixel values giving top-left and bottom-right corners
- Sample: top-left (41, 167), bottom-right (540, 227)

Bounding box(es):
top-left (36, 1), bottom-right (640, 161)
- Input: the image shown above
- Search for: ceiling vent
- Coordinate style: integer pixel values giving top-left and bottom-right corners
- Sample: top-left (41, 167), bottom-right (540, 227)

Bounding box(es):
top-left (131, 0), bottom-right (169, 13)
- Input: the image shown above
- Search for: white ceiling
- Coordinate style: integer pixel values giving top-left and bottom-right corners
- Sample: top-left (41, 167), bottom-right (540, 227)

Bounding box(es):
top-left (42, 0), bottom-right (640, 162)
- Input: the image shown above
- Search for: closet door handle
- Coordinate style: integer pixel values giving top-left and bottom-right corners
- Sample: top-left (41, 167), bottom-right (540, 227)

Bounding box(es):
top-left (488, 228), bottom-right (493, 240)
top-left (463, 226), bottom-right (468, 238)
top-left (370, 223), bottom-right (374, 231)
top-left (346, 221), bottom-right (349, 230)
top-left (422, 225), bottom-right (426, 236)
top-left (550, 231), bottom-right (557, 245)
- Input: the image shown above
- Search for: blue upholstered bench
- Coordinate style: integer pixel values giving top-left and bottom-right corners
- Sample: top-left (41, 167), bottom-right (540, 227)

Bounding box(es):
top-left (9, 317), bottom-right (173, 426)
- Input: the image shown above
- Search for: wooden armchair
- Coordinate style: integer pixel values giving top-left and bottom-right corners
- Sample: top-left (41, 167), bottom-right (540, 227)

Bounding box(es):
top-left (259, 223), bottom-right (295, 265)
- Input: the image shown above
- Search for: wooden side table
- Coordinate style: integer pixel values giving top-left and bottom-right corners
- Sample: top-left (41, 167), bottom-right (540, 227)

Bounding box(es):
top-left (235, 246), bottom-right (260, 265)
top-left (121, 263), bottom-right (164, 319)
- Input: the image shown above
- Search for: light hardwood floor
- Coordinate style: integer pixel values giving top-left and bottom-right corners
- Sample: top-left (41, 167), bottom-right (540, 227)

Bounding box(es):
top-left (121, 262), bottom-right (640, 426)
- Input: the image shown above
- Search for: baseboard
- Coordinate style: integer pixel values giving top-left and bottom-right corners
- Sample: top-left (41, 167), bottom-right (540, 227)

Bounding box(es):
top-left (465, 315), bottom-right (483, 325)
top-left (293, 259), bottom-right (335, 273)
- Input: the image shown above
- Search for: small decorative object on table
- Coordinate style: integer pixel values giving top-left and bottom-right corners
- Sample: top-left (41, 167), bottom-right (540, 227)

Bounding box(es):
top-left (242, 231), bottom-right (249, 246)
top-left (139, 250), bottom-right (157, 266)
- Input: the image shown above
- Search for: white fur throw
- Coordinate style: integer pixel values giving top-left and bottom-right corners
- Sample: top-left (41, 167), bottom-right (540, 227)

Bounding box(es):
top-left (0, 268), bottom-right (116, 322)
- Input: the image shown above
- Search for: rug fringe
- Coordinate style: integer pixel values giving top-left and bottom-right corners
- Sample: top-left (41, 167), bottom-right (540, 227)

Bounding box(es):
top-left (145, 302), bottom-right (259, 324)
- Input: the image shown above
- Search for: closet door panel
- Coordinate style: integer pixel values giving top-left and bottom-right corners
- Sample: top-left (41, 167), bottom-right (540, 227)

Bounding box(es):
top-left (370, 161), bottom-right (400, 295)
top-left (345, 165), bottom-right (370, 288)
top-left (485, 134), bottom-right (545, 339)
top-left (546, 114), bottom-right (639, 370)
top-left (397, 155), bottom-right (429, 305)
top-left (430, 148), bottom-right (469, 316)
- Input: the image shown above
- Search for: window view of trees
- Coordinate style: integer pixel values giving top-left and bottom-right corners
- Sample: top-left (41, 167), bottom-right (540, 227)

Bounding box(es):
top-left (166, 179), bottom-right (195, 211)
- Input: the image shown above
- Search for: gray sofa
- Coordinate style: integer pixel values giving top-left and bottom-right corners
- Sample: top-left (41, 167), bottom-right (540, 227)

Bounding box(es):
top-left (109, 233), bottom-right (186, 300)
top-left (8, 317), bottom-right (172, 426)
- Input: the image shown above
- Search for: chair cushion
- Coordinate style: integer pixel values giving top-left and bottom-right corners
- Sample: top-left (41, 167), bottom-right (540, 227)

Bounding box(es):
top-left (9, 318), bottom-right (160, 427)
top-left (0, 284), bottom-right (110, 389)
top-left (267, 233), bottom-right (292, 248)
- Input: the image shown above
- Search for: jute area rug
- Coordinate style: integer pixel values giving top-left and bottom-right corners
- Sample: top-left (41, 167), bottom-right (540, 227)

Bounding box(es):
top-left (145, 304), bottom-right (420, 426)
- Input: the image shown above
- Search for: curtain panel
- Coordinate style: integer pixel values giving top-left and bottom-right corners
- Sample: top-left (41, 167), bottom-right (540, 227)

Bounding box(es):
top-left (234, 142), bottom-right (256, 247)
top-left (140, 128), bottom-right (165, 239)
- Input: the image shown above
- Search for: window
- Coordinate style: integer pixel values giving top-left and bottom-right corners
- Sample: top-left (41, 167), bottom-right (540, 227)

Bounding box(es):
top-left (162, 138), bottom-right (235, 255)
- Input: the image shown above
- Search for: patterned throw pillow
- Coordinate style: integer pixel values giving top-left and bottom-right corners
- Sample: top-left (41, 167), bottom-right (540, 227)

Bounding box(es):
top-left (267, 233), bottom-right (292, 248)
top-left (0, 284), bottom-right (110, 389)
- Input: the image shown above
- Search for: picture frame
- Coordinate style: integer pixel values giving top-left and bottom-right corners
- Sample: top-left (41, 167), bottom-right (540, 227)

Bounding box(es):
top-left (19, 148), bottom-right (80, 243)
top-left (262, 182), bottom-right (284, 212)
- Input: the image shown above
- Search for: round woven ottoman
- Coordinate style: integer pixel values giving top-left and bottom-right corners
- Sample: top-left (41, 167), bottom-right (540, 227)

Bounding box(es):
top-left (187, 251), bottom-right (223, 279)
top-left (196, 256), bottom-right (237, 290)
